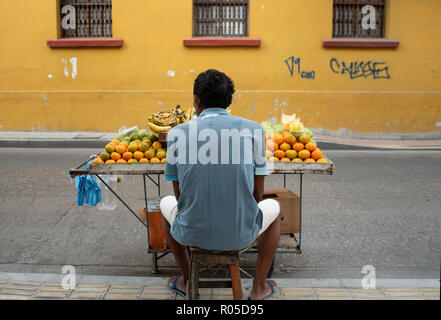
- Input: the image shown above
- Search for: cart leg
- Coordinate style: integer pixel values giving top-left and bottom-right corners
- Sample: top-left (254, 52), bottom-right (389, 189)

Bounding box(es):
top-left (157, 174), bottom-right (161, 196)
top-left (298, 174), bottom-right (303, 252)
top-left (152, 253), bottom-right (158, 274)
top-left (143, 174), bottom-right (151, 252)
top-left (283, 174), bottom-right (286, 189)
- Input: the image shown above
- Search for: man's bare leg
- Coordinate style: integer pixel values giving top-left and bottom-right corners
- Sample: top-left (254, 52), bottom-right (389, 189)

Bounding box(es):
top-left (162, 216), bottom-right (190, 294)
top-left (250, 214), bottom-right (281, 300)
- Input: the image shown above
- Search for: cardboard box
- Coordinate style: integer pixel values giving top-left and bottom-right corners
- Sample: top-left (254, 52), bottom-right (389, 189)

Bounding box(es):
top-left (263, 189), bottom-right (300, 234)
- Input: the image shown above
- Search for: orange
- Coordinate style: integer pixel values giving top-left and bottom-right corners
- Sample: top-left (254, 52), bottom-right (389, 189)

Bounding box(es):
top-left (285, 149), bottom-right (297, 160)
top-left (105, 144), bottom-right (116, 154)
top-left (268, 157), bottom-right (279, 162)
top-left (273, 133), bottom-right (284, 146)
top-left (100, 152), bottom-right (110, 162)
top-left (139, 158), bottom-right (149, 163)
top-left (280, 158), bottom-right (291, 162)
top-left (116, 144), bottom-right (126, 154)
top-left (134, 151), bottom-right (144, 160)
top-left (128, 159), bottom-right (138, 164)
top-left (274, 150), bottom-right (286, 159)
top-left (111, 139), bottom-right (120, 145)
top-left (161, 158), bottom-right (167, 163)
top-left (145, 149), bottom-right (156, 159)
top-left (122, 151), bottom-right (133, 161)
top-left (298, 149), bottom-right (311, 160)
top-left (298, 134), bottom-right (311, 145)
top-left (105, 159), bottom-right (116, 164)
top-left (139, 142), bottom-right (150, 152)
top-left (305, 142), bottom-right (317, 152)
top-left (304, 158), bottom-right (315, 163)
top-left (152, 141), bottom-right (162, 150)
top-left (156, 150), bottom-right (166, 160)
top-left (279, 142), bottom-right (291, 151)
top-left (119, 141), bottom-right (129, 147)
top-left (266, 140), bottom-right (278, 151)
top-left (268, 132), bottom-right (276, 141)
top-left (311, 148), bottom-right (323, 160)
top-left (116, 159), bottom-right (127, 164)
top-left (292, 158), bottom-right (303, 162)
top-left (316, 158), bottom-right (328, 163)
top-left (284, 134), bottom-right (296, 145)
top-left (111, 152), bottom-right (121, 161)
top-left (94, 157), bottom-right (104, 164)
top-left (150, 157), bottom-right (161, 163)
top-left (128, 144), bottom-right (138, 153)
top-left (142, 139), bottom-right (152, 145)
top-left (282, 131), bottom-right (290, 138)
top-left (293, 143), bottom-right (305, 152)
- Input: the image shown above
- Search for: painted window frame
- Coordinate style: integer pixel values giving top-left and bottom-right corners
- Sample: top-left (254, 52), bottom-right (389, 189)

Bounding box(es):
top-left (323, 0), bottom-right (399, 48)
top-left (184, 0), bottom-right (260, 47)
top-left (48, 0), bottom-right (123, 48)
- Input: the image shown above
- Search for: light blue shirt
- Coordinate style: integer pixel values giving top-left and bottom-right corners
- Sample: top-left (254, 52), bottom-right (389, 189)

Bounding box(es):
top-left (164, 108), bottom-right (269, 250)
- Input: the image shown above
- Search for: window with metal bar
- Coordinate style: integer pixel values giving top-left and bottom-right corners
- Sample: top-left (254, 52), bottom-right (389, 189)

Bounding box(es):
top-left (60, 0), bottom-right (112, 38)
top-left (333, 0), bottom-right (386, 38)
top-left (193, 0), bottom-right (249, 37)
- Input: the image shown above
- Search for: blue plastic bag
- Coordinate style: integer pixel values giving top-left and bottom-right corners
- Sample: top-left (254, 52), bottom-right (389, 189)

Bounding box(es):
top-left (73, 161), bottom-right (102, 206)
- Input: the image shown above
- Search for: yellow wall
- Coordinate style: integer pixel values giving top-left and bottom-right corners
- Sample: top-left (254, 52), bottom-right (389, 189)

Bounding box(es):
top-left (1, 0), bottom-right (441, 137)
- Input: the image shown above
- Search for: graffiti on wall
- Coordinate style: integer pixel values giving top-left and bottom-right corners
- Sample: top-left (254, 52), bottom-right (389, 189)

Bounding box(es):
top-left (285, 56), bottom-right (316, 79)
top-left (330, 58), bottom-right (391, 79)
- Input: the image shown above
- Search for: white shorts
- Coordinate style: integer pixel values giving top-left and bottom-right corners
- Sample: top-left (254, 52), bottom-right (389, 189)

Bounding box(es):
top-left (160, 195), bottom-right (280, 236)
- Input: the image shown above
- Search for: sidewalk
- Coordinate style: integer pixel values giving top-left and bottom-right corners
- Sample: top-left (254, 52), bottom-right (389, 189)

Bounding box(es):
top-left (0, 273), bottom-right (438, 300)
top-left (1, 131), bottom-right (441, 150)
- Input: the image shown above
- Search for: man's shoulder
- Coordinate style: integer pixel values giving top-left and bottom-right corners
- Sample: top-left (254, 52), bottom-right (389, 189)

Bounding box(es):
top-left (229, 115), bottom-right (263, 130)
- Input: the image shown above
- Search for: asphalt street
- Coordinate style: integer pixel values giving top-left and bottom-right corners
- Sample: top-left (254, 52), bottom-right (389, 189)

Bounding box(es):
top-left (0, 148), bottom-right (440, 281)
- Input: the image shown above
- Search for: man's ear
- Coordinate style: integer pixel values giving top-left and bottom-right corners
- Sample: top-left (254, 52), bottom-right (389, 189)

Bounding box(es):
top-left (194, 95), bottom-right (203, 115)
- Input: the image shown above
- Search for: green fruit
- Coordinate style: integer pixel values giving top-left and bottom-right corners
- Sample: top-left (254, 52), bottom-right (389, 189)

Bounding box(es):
top-left (130, 132), bottom-right (140, 141)
top-left (139, 130), bottom-right (149, 140)
top-left (139, 143), bottom-right (149, 152)
top-left (274, 124), bottom-right (283, 134)
top-left (291, 131), bottom-right (304, 139)
top-left (100, 152), bottom-right (110, 162)
top-left (149, 133), bottom-right (158, 142)
top-left (304, 128), bottom-right (314, 139)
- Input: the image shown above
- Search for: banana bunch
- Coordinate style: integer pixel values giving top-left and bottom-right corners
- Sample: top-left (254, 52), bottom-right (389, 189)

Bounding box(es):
top-left (147, 105), bottom-right (192, 137)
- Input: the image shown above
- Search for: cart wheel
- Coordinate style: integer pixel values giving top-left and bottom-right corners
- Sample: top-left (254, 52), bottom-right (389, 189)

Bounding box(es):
top-left (266, 257), bottom-right (275, 278)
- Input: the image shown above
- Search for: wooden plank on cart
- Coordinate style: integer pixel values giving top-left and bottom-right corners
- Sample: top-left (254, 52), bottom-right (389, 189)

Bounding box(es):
top-left (270, 158), bottom-right (335, 175)
top-left (69, 157), bottom-right (335, 176)
top-left (88, 163), bottom-right (166, 175)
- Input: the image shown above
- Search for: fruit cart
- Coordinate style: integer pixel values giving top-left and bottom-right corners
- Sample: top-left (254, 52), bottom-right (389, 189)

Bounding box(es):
top-left (69, 159), bottom-right (335, 275)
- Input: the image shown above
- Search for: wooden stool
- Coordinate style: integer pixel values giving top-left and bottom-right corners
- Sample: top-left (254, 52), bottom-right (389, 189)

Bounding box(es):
top-left (187, 247), bottom-right (243, 300)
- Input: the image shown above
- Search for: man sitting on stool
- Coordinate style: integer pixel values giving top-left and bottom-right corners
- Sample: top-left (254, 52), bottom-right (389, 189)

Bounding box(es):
top-left (161, 69), bottom-right (281, 300)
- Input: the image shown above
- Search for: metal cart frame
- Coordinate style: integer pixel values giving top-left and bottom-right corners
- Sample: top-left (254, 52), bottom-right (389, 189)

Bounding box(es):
top-left (69, 160), bottom-right (335, 274)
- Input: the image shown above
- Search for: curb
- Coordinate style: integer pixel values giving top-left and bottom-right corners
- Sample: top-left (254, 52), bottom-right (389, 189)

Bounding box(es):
top-left (1, 138), bottom-right (441, 151)
top-left (0, 272), bottom-right (439, 289)
top-left (0, 139), bottom-right (107, 149)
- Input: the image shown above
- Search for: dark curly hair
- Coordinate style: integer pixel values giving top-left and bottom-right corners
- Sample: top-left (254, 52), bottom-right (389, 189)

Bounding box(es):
top-left (193, 69), bottom-right (235, 109)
